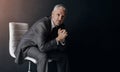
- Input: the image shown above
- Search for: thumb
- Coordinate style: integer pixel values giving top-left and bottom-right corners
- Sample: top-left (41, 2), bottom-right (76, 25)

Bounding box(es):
top-left (58, 28), bottom-right (61, 31)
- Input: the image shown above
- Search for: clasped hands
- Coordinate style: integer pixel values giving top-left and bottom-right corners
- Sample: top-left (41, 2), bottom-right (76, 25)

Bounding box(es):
top-left (56, 28), bottom-right (68, 42)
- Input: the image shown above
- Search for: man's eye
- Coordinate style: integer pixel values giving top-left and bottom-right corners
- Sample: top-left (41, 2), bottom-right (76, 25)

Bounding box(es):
top-left (62, 16), bottom-right (64, 19)
top-left (57, 14), bottom-right (60, 16)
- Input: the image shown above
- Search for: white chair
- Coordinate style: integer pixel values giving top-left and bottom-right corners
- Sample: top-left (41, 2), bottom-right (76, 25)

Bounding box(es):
top-left (9, 22), bottom-right (51, 72)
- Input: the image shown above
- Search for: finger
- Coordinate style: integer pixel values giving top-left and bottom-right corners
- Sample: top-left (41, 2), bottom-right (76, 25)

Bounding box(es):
top-left (63, 31), bottom-right (67, 34)
top-left (58, 28), bottom-right (61, 31)
top-left (60, 30), bottom-right (64, 33)
top-left (65, 33), bottom-right (68, 37)
top-left (58, 28), bottom-right (62, 33)
top-left (62, 29), bottom-right (67, 33)
top-left (61, 29), bottom-right (66, 31)
top-left (65, 32), bottom-right (68, 36)
top-left (61, 30), bottom-right (65, 33)
top-left (62, 32), bottom-right (68, 37)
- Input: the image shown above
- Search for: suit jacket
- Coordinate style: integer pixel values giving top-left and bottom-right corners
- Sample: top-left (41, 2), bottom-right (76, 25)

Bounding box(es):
top-left (14, 16), bottom-right (66, 64)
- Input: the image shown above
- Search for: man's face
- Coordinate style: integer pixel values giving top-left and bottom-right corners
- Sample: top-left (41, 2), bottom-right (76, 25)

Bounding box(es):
top-left (51, 7), bottom-right (66, 26)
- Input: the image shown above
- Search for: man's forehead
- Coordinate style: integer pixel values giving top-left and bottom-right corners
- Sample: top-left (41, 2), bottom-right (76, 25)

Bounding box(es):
top-left (54, 8), bottom-right (65, 14)
top-left (58, 7), bottom-right (65, 11)
top-left (54, 7), bottom-right (65, 11)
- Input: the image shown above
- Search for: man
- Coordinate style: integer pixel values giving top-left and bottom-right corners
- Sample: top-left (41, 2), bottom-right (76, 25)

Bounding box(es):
top-left (14, 4), bottom-right (69, 72)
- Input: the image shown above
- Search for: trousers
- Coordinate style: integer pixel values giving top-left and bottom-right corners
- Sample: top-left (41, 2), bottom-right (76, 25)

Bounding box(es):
top-left (27, 47), bottom-right (70, 72)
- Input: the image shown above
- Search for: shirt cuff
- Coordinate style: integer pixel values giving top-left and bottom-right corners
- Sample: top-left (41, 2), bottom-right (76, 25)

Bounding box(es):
top-left (56, 39), bottom-right (65, 46)
top-left (56, 40), bottom-right (59, 45)
top-left (60, 40), bottom-right (65, 46)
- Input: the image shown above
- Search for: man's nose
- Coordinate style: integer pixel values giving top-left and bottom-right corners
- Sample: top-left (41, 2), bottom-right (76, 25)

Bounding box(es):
top-left (58, 16), bottom-right (62, 21)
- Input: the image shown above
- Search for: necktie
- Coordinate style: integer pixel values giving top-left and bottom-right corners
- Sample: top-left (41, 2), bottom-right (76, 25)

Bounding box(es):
top-left (51, 27), bottom-right (58, 39)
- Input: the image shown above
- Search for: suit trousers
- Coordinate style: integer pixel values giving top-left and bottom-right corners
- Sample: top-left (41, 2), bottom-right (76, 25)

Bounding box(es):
top-left (27, 47), bottom-right (70, 72)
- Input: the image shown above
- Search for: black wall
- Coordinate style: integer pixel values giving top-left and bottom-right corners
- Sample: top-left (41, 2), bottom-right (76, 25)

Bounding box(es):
top-left (65, 0), bottom-right (113, 71)
top-left (0, 0), bottom-right (113, 72)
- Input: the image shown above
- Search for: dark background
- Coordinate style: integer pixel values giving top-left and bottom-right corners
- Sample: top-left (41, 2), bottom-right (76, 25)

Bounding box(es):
top-left (0, 0), bottom-right (114, 72)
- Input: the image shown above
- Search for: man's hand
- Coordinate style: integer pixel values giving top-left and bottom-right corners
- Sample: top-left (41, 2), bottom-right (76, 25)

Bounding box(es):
top-left (56, 28), bottom-right (68, 42)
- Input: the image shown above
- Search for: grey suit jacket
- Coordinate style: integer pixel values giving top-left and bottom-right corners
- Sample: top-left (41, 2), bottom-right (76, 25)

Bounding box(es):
top-left (14, 16), bottom-right (66, 64)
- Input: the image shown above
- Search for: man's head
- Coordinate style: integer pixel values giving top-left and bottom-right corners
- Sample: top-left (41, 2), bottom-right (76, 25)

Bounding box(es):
top-left (51, 4), bottom-right (66, 27)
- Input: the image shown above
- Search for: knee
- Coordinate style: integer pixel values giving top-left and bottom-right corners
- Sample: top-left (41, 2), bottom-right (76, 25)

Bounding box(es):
top-left (58, 54), bottom-right (68, 62)
top-left (36, 53), bottom-right (47, 61)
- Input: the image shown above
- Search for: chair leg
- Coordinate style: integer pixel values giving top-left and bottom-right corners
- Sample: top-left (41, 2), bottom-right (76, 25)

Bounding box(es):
top-left (28, 61), bottom-right (31, 72)
top-left (45, 61), bottom-right (48, 72)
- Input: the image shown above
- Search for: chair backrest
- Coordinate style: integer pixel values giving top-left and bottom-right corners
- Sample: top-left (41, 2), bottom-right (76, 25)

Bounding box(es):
top-left (9, 22), bottom-right (28, 58)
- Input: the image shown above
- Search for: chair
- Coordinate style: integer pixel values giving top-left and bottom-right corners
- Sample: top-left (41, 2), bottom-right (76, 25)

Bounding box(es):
top-left (9, 22), bottom-right (51, 72)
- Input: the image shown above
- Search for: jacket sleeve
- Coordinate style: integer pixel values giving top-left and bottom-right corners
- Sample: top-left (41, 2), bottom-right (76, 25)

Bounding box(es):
top-left (33, 22), bottom-right (58, 52)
